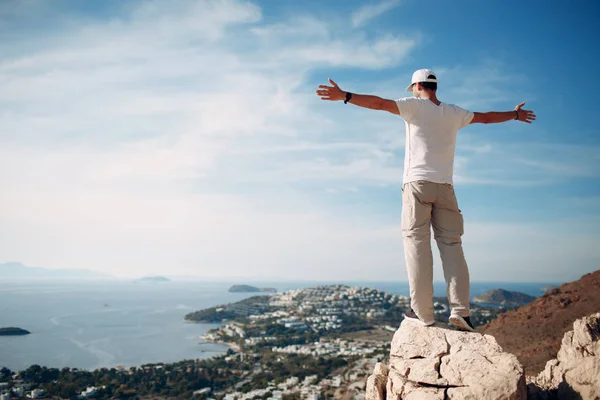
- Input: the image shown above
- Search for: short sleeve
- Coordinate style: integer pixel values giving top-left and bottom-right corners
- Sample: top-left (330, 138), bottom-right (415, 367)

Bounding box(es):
top-left (455, 106), bottom-right (474, 129)
top-left (395, 97), bottom-right (418, 120)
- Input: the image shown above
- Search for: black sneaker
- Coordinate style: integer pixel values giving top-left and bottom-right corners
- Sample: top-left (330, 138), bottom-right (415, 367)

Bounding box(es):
top-left (449, 314), bottom-right (475, 332)
top-left (403, 308), bottom-right (435, 326)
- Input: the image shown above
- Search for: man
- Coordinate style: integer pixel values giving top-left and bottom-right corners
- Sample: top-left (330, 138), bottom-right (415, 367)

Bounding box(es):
top-left (316, 69), bottom-right (536, 331)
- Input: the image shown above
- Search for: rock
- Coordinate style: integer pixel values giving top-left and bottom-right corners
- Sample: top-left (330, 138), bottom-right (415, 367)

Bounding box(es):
top-left (366, 363), bottom-right (388, 400)
top-left (527, 312), bottom-right (600, 400)
top-left (365, 320), bottom-right (526, 400)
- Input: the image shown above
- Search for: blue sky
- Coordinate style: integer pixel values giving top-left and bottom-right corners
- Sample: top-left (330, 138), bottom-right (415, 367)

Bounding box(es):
top-left (1, 0), bottom-right (599, 282)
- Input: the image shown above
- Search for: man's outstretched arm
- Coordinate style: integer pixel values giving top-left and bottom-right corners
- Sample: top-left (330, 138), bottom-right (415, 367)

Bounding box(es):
top-left (471, 102), bottom-right (536, 124)
top-left (316, 78), bottom-right (399, 115)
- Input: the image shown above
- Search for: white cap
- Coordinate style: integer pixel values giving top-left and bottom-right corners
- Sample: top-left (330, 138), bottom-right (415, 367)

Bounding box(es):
top-left (406, 69), bottom-right (437, 92)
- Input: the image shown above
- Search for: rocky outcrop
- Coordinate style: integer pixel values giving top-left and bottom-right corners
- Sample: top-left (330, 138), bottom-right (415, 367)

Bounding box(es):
top-left (366, 320), bottom-right (526, 399)
top-left (527, 312), bottom-right (600, 400)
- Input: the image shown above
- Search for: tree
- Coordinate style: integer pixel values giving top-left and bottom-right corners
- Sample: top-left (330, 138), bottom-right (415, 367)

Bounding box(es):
top-left (0, 367), bottom-right (11, 381)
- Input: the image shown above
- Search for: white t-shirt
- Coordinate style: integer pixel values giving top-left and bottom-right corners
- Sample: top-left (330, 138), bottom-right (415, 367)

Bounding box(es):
top-left (395, 97), bottom-right (474, 185)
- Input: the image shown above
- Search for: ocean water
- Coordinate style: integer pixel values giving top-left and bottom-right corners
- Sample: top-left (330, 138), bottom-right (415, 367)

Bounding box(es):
top-left (0, 279), bottom-right (556, 371)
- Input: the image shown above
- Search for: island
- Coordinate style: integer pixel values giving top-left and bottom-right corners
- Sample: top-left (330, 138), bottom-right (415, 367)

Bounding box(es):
top-left (473, 288), bottom-right (536, 306)
top-left (136, 276), bottom-right (170, 282)
top-left (0, 327), bottom-right (30, 336)
top-left (228, 284), bottom-right (277, 293)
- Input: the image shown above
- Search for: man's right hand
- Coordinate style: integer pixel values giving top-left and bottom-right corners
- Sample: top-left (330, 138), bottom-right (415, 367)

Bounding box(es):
top-left (515, 102), bottom-right (536, 123)
top-left (316, 78), bottom-right (346, 102)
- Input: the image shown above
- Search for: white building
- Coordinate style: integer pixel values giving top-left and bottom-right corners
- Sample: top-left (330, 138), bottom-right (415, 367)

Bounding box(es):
top-left (331, 376), bottom-right (342, 388)
top-left (29, 389), bottom-right (44, 399)
top-left (193, 388), bottom-right (211, 396)
top-left (80, 386), bottom-right (97, 398)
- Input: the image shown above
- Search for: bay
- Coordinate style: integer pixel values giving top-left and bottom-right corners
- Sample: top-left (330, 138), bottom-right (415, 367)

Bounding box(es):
top-left (0, 279), bottom-right (556, 371)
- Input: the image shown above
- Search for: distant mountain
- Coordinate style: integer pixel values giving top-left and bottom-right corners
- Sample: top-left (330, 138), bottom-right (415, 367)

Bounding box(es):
top-left (473, 289), bottom-right (536, 306)
top-left (478, 269), bottom-right (600, 375)
top-left (228, 284), bottom-right (277, 293)
top-left (136, 276), bottom-right (170, 282)
top-left (0, 262), bottom-right (112, 279)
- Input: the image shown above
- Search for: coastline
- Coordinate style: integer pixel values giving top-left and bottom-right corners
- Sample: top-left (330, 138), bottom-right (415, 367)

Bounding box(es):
top-left (219, 341), bottom-right (242, 353)
top-left (198, 335), bottom-right (242, 353)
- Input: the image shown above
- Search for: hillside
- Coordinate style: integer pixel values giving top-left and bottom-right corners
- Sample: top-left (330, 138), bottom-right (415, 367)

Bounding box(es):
top-left (478, 269), bottom-right (600, 375)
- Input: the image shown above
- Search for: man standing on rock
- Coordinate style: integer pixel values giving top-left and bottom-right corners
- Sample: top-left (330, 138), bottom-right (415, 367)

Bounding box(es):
top-left (316, 69), bottom-right (536, 331)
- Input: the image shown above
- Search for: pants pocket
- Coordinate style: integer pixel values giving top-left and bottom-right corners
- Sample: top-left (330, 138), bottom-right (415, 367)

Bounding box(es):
top-left (401, 203), bottom-right (414, 230)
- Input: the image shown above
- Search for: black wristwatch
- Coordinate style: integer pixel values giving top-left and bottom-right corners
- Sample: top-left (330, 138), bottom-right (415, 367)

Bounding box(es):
top-left (344, 92), bottom-right (352, 104)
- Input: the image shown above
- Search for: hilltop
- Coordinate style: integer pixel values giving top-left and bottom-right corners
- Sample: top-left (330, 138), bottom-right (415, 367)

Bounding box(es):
top-left (478, 269), bottom-right (600, 375)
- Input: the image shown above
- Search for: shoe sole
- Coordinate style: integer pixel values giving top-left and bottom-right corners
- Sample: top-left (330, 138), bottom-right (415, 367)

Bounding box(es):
top-left (403, 314), bottom-right (435, 326)
top-left (449, 316), bottom-right (474, 332)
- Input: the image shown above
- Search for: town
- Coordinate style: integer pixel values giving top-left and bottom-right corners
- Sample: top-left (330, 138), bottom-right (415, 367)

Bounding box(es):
top-left (0, 285), bottom-right (508, 399)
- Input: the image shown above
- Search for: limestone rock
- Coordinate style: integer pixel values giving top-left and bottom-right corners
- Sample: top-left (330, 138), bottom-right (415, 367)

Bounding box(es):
top-left (366, 362), bottom-right (388, 400)
top-left (365, 320), bottom-right (526, 400)
top-left (527, 312), bottom-right (600, 400)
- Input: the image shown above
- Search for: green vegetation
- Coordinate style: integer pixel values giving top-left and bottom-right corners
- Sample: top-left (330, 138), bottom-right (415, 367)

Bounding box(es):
top-left (1, 351), bottom-right (352, 400)
top-left (185, 295), bottom-right (272, 323)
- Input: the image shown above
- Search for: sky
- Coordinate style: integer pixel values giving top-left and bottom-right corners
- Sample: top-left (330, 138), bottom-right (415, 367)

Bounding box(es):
top-left (1, 0), bottom-right (599, 282)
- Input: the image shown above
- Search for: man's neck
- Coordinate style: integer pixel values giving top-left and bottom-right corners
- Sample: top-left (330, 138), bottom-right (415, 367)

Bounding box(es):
top-left (422, 93), bottom-right (441, 106)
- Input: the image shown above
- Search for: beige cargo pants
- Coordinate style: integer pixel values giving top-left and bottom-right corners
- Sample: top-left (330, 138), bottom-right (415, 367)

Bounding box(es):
top-left (402, 180), bottom-right (470, 324)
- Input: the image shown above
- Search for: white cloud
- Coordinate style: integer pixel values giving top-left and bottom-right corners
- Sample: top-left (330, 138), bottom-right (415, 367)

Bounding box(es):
top-left (351, 0), bottom-right (403, 28)
top-left (249, 17), bottom-right (418, 70)
top-left (1, 0), bottom-right (597, 281)
top-left (1, 185), bottom-right (404, 279)
top-left (463, 218), bottom-right (600, 282)
top-left (0, 0), bottom-right (419, 278)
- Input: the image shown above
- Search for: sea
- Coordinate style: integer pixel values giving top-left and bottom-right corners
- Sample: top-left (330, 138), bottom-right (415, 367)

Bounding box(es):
top-left (0, 279), bottom-right (557, 372)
